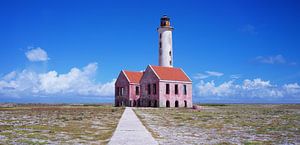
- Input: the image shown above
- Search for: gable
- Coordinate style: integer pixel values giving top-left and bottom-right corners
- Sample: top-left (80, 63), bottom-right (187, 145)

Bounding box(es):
top-left (115, 71), bottom-right (129, 85)
top-left (140, 66), bottom-right (160, 83)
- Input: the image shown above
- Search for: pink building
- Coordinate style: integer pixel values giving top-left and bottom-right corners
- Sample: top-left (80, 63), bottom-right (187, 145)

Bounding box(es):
top-left (115, 15), bottom-right (193, 107)
top-left (115, 71), bottom-right (143, 107)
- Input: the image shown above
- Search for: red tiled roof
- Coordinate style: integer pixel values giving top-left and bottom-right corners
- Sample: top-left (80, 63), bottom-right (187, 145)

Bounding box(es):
top-left (150, 65), bottom-right (191, 82)
top-left (123, 71), bottom-right (143, 83)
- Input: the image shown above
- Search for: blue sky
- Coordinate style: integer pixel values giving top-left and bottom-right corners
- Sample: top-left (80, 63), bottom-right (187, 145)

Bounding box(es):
top-left (0, 0), bottom-right (299, 103)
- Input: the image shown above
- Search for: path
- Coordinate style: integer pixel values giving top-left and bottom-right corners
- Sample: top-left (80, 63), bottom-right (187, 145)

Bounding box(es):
top-left (108, 107), bottom-right (158, 145)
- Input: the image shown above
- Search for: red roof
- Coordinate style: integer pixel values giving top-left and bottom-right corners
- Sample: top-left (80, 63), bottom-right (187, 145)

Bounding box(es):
top-left (123, 71), bottom-right (143, 83)
top-left (150, 65), bottom-right (191, 82)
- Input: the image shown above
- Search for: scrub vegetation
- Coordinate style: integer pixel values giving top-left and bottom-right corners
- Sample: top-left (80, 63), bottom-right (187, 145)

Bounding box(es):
top-left (0, 104), bottom-right (124, 144)
top-left (134, 104), bottom-right (300, 145)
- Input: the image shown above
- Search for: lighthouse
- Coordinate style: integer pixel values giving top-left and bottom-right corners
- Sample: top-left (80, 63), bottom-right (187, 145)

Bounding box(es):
top-left (158, 15), bottom-right (174, 67)
top-left (115, 15), bottom-right (192, 108)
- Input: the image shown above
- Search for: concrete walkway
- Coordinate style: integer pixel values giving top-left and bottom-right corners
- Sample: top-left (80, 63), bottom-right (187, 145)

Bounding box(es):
top-left (108, 107), bottom-right (158, 145)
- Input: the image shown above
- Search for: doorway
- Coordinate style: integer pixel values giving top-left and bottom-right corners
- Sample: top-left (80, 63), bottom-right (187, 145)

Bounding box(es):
top-left (175, 100), bottom-right (179, 107)
top-left (154, 100), bottom-right (158, 107)
top-left (166, 100), bottom-right (170, 107)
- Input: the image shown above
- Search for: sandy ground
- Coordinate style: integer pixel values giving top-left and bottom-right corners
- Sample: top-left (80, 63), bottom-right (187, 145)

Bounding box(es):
top-left (134, 104), bottom-right (300, 145)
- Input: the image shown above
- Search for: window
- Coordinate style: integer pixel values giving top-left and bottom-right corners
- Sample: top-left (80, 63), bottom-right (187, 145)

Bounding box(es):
top-left (169, 51), bottom-right (172, 56)
top-left (120, 87), bottom-right (124, 96)
top-left (148, 84), bottom-right (151, 95)
top-left (175, 84), bottom-right (178, 94)
top-left (160, 33), bottom-right (162, 39)
top-left (159, 49), bottom-right (162, 56)
top-left (159, 41), bottom-right (162, 48)
top-left (183, 85), bottom-right (187, 95)
top-left (169, 60), bottom-right (172, 66)
top-left (153, 84), bottom-right (157, 94)
top-left (136, 86), bottom-right (139, 95)
top-left (166, 84), bottom-right (170, 94)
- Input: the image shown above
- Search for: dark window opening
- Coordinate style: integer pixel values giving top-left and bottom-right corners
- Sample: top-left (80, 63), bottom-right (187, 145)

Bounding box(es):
top-left (175, 84), bottom-right (178, 94)
top-left (169, 51), bottom-right (171, 56)
top-left (166, 100), bottom-right (170, 107)
top-left (154, 100), bottom-right (158, 107)
top-left (120, 87), bottom-right (124, 96)
top-left (166, 84), bottom-right (170, 94)
top-left (184, 100), bottom-right (187, 107)
top-left (160, 33), bottom-right (162, 39)
top-left (184, 85), bottom-right (187, 95)
top-left (170, 60), bottom-right (172, 66)
top-left (147, 84), bottom-right (151, 95)
top-left (159, 41), bottom-right (162, 48)
top-left (153, 84), bottom-right (157, 94)
top-left (136, 86), bottom-right (139, 95)
top-left (175, 100), bottom-right (179, 107)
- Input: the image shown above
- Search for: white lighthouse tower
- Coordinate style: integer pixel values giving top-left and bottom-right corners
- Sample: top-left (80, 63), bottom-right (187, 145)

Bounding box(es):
top-left (158, 15), bottom-right (174, 67)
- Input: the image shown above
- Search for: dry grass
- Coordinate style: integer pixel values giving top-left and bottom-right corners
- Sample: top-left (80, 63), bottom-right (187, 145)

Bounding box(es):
top-left (0, 105), bottom-right (124, 145)
top-left (134, 104), bottom-right (300, 145)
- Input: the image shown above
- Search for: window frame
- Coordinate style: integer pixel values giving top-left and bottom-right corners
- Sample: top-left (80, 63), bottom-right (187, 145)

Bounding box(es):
top-left (166, 84), bottom-right (170, 94)
top-left (147, 84), bottom-right (151, 95)
top-left (183, 85), bottom-right (187, 95)
top-left (175, 84), bottom-right (178, 95)
top-left (153, 83), bottom-right (157, 95)
top-left (136, 86), bottom-right (140, 95)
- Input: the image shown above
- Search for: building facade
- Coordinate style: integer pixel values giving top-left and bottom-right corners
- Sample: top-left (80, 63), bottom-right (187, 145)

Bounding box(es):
top-left (115, 15), bottom-right (192, 107)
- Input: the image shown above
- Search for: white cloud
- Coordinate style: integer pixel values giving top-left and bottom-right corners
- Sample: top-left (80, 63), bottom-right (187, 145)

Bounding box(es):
top-left (196, 78), bottom-right (300, 98)
top-left (255, 55), bottom-right (286, 64)
top-left (2, 71), bottom-right (17, 81)
top-left (0, 63), bottom-right (115, 97)
top-left (194, 71), bottom-right (224, 79)
top-left (283, 83), bottom-right (300, 96)
top-left (25, 47), bottom-right (49, 62)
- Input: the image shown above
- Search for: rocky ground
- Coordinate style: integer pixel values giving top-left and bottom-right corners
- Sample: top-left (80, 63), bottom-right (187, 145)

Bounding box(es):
top-left (0, 105), bottom-right (124, 145)
top-left (134, 104), bottom-right (300, 145)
